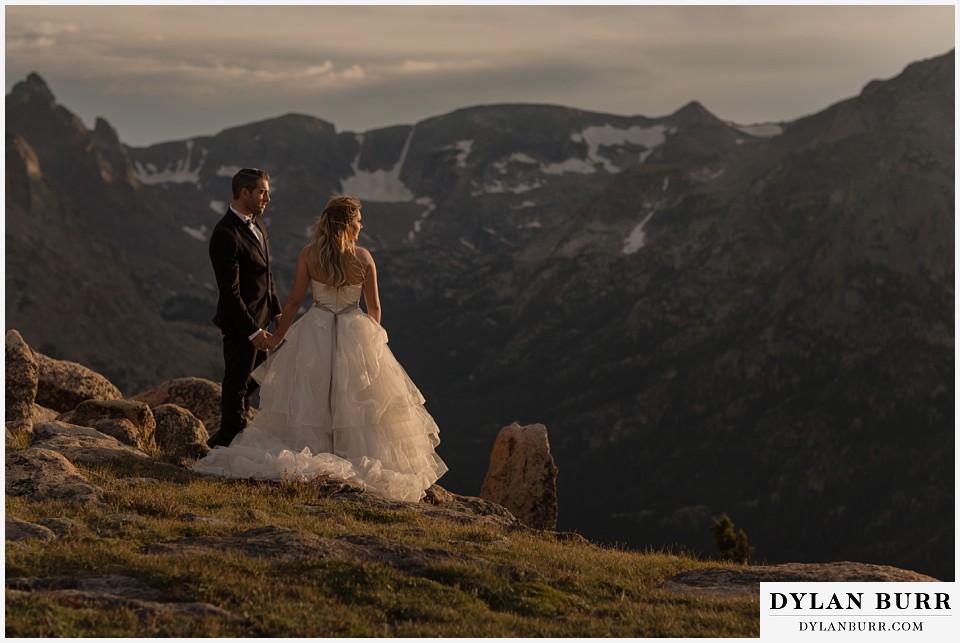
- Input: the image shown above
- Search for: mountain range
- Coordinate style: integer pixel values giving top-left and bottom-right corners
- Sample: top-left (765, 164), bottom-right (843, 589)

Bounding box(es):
top-left (5, 49), bottom-right (953, 579)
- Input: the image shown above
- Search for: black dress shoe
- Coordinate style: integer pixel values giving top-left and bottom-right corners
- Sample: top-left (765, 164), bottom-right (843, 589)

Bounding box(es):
top-left (206, 431), bottom-right (233, 448)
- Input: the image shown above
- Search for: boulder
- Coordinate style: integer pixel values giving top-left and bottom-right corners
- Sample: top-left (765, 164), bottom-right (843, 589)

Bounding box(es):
top-left (6, 516), bottom-right (57, 542)
top-left (153, 404), bottom-right (210, 460)
top-left (32, 404), bottom-right (59, 423)
top-left (31, 420), bottom-right (149, 465)
top-left (480, 422), bottom-right (559, 531)
top-left (32, 351), bottom-right (122, 413)
top-left (133, 377), bottom-right (222, 429)
top-left (5, 329), bottom-right (39, 421)
top-left (5, 447), bottom-right (103, 503)
top-left (59, 399), bottom-right (156, 451)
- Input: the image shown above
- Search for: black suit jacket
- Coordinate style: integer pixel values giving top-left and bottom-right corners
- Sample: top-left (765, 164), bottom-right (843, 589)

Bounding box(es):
top-left (209, 209), bottom-right (282, 337)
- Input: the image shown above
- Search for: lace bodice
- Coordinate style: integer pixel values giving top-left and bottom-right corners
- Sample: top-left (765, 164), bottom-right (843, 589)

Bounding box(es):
top-left (312, 280), bottom-right (362, 312)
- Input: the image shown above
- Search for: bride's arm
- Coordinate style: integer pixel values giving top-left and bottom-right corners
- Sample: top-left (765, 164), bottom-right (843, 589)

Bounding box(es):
top-left (358, 248), bottom-right (381, 324)
top-left (270, 248), bottom-right (311, 346)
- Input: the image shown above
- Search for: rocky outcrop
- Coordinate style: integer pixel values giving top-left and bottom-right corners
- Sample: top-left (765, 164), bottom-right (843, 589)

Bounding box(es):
top-left (664, 561), bottom-right (941, 599)
top-left (6, 575), bottom-right (238, 621)
top-left (5, 329), bottom-right (39, 422)
top-left (480, 423), bottom-right (559, 531)
top-left (59, 399), bottom-right (156, 452)
top-left (133, 378), bottom-right (222, 430)
top-left (31, 421), bottom-right (149, 465)
top-left (5, 447), bottom-right (103, 503)
top-left (33, 351), bottom-right (122, 413)
top-left (153, 404), bottom-right (209, 460)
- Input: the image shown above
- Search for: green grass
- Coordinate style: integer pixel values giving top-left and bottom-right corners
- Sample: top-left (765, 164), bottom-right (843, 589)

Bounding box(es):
top-left (6, 459), bottom-right (759, 637)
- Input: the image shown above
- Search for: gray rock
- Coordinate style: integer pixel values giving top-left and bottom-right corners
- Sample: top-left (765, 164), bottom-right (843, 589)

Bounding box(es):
top-left (59, 399), bottom-right (156, 451)
top-left (480, 422), bottom-right (559, 531)
top-left (32, 351), bottom-right (122, 413)
top-left (5, 516), bottom-right (57, 542)
top-left (31, 420), bottom-right (149, 465)
top-left (153, 404), bottom-right (209, 460)
top-left (133, 377), bottom-right (222, 429)
top-left (6, 575), bottom-right (238, 621)
top-left (5, 447), bottom-right (103, 503)
top-left (5, 329), bottom-right (39, 421)
top-left (663, 561), bottom-right (942, 599)
top-left (422, 483), bottom-right (456, 505)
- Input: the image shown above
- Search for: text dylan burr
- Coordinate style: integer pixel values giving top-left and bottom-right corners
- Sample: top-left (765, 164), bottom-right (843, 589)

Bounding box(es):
top-left (770, 592), bottom-right (951, 611)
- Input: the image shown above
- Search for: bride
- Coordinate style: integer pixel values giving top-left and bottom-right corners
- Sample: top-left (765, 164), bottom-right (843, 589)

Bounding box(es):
top-left (194, 195), bottom-right (447, 501)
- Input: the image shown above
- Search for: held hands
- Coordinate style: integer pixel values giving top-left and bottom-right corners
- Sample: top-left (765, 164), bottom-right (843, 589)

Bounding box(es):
top-left (252, 329), bottom-right (273, 351)
top-left (264, 333), bottom-right (284, 351)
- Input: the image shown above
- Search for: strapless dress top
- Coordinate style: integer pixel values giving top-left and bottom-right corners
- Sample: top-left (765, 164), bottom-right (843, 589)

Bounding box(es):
top-left (312, 280), bottom-right (362, 313)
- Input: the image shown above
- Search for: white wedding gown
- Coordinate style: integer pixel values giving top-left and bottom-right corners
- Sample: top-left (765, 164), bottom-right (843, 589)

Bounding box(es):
top-left (194, 281), bottom-right (448, 501)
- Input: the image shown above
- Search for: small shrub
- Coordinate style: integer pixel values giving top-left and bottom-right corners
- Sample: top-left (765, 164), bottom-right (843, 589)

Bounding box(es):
top-left (710, 514), bottom-right (755, 564)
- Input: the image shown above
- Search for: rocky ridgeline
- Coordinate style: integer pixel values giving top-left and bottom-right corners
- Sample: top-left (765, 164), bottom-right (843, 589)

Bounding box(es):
top-left (4, 327), bottom-right (940, 620)
top-left (4, 327), bottom-right (565, 530)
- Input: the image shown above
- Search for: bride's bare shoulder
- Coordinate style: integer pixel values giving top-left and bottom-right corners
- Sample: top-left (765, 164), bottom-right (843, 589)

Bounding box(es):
top-left (355, 246), bottom-right (375, 264)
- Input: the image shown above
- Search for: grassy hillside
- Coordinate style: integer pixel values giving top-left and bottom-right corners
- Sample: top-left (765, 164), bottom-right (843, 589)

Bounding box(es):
top-left (6, 456), bottom-right (758, 637)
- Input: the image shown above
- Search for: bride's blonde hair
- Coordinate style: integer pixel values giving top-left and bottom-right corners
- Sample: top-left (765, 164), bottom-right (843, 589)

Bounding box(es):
top-left (307, 195), bottom-right (363, 288)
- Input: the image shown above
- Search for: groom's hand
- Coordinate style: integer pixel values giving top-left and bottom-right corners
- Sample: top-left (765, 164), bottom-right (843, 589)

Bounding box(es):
top-left (251, 329), bottom-right (272, 351)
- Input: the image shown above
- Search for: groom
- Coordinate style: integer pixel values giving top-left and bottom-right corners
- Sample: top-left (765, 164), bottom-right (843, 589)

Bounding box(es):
top-left (207, 167), bottom-right (282, 448)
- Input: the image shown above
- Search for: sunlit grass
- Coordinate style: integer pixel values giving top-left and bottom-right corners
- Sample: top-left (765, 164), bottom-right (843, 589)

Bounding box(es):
top-left (6, 461), bottom-right (759, 637)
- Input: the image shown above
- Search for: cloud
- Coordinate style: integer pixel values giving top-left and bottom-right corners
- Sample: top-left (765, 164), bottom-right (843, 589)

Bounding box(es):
top-left (5, 4), bottom-right (953, 145)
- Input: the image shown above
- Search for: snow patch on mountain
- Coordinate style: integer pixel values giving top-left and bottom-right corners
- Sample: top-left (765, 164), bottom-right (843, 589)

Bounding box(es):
top-left (452, 140), bottom-right (473, 168)
top-left (182, 224), bottom-right (208, 241)
top-left (209, 199), bottom-right (226, 213)
top-left (134, 140), bottom-right (208, 185)
top-left (341, 130), bottom-right (415, 202)
top-left (537, 124), bottom-right (671, 175)
top-left (733, 122), bottom-right (783, 138)
top-left (216, 164), bottom-right (242, 177)
top-left (578, 124), bottom-right (671, 169)
top-left (623, 208), bottom-right (658, 254)
top-left (540, 158), bottom-right (598, 175)
top-left (512, 200), bottom-right (537, 210)
top-left (471, 178), bottom-right (543, 196)
top-left (407, 196), bottom-right (436, 242)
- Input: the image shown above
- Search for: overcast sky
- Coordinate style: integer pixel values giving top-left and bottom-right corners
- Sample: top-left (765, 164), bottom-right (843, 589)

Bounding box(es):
top-left (4, 3), bottom-right (955, 147)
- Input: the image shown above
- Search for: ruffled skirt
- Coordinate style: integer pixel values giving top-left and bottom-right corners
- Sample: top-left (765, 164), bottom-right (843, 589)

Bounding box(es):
top-left (193, 306), bottom-right (447, 502)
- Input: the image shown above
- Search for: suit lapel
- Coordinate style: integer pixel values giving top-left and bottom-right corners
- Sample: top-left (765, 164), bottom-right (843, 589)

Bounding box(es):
top-left (229, 210), bottom-right (267, 262)
top-left (253, 216), bottom-right (269, 263)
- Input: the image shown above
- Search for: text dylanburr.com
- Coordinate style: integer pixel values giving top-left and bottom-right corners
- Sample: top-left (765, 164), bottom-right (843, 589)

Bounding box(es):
top-left (760, 582), bottom-right (955, 641)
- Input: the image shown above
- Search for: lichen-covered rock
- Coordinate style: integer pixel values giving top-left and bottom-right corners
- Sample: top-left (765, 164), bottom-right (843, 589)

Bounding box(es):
top-left (153, 404), bottom-right (210, 460)
top-left (31, 421), bottom-right (149, 465)
top-left (480, 422), bottom-right (559, 531)
top-left (32, 351), bottom-right (122, 413)
top-left (5, 447), bottom-right (104, 503)
top-left (133, 377), bottom-right (222, 429)
top-left (59, 399), bottom-right (156, 451)
top-left (6, 329), bottom-right (39, 421)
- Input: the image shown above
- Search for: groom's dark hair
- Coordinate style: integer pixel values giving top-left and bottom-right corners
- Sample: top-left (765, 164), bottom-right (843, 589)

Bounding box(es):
top-left (232, 168), bottom-right (270, 199)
